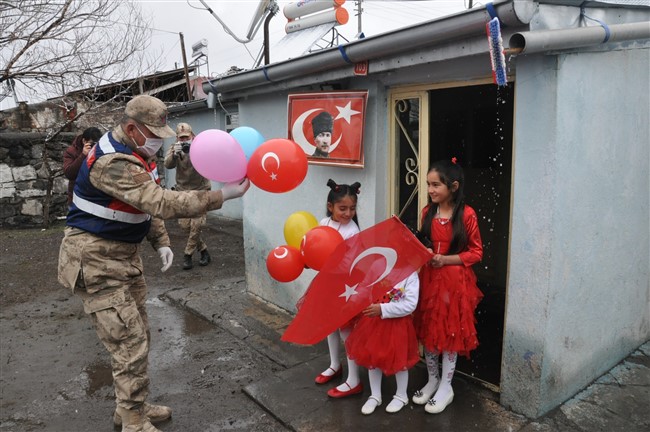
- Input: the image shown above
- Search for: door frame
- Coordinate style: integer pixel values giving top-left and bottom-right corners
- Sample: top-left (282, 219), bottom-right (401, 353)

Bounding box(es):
top-left (388, 78), bottom-right (507, 392)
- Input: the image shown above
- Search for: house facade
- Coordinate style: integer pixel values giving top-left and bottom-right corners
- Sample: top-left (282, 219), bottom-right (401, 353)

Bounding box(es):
top-left (169, 0), bottom-right (649, 418)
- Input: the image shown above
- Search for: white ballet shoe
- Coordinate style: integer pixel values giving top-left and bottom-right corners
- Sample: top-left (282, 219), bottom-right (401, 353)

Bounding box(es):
top-left (385, 395), bottom-right (408, 413)
top-left (424, 389), bottom-right (454, 414)
top-left (412, 381), bottom-right (440, 405)
top-left (361, 396), bottom-right (381, 415)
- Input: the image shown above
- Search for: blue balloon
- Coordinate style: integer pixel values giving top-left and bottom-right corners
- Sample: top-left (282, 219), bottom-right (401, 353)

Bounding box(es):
top-left (230, 127), bottom-right (265, 161)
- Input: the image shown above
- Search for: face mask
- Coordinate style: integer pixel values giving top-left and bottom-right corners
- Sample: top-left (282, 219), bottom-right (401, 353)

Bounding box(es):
top-left (133, 124), bottom-right (163, 158)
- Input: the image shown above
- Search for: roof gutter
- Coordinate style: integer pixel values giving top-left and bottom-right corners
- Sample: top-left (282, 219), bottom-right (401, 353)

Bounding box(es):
top-left (509, 21), bottom-right (650, 54)
top-left (203, 1), bottom-right (536, 96)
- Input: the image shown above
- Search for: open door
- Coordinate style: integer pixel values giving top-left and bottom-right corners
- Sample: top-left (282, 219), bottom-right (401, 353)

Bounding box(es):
top-left (390, 82), bottom-right (513, 389)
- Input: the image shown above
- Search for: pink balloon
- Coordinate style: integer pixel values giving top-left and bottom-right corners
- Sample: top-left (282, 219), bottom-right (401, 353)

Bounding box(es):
top-left (189, 129), bottom-right (247, 182)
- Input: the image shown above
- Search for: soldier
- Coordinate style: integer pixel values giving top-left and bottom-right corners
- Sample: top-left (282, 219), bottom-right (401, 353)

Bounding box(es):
top-left (164, 123), bottom-right (211, 270)
top-left (57, 95), bottom-right (249, 432)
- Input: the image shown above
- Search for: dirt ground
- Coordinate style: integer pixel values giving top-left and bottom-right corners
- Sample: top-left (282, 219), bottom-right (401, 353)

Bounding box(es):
top-left (0, 218), bottom-right (288, 432)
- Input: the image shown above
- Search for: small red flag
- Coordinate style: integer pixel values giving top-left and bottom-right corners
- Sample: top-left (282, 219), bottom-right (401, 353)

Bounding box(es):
top-left (282, 216), bottom-right (433, 345)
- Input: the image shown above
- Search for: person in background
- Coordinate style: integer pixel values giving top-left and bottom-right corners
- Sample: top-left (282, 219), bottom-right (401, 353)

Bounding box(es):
top-left (163, 123), bottom-right (212, 270)
top-left (311, 111), bottom-right (333, 158)
top-left (58, 95), bottom-right (250, 432)
top-left (63, 127), bottom-right (103, 205)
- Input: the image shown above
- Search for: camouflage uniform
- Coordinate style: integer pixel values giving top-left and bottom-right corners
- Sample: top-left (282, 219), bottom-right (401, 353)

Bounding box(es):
top-left (58, 125), bottom-right (225, 411)
top-left (163, 126), bottom-right (212, 257)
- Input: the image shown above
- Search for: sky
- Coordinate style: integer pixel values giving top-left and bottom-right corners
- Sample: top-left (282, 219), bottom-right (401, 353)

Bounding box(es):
top-left (1, 1), bottom-right (471, 110)
top-left (140, 0), bottom-right (470, 77)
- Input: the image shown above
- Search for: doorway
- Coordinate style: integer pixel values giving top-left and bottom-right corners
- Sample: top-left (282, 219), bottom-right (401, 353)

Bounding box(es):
top-left (390, 82), bottom-right (514, 389)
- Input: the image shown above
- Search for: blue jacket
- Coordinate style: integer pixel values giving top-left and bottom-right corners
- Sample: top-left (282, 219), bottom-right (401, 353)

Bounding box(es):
top-left (66, 132), bottom-right (155, 243)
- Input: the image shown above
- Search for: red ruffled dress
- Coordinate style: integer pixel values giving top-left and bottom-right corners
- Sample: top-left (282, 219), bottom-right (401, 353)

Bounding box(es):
top-left (413, 205), bottom-right (484, 358)
top-left (345, 273), bottom-right (421, 376)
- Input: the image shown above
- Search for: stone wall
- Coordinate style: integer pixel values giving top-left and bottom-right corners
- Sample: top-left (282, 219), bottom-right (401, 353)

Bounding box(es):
top-left (0, 132), bottom-right (74, 227)
top-left (0, 131), bottom-right (168, 228)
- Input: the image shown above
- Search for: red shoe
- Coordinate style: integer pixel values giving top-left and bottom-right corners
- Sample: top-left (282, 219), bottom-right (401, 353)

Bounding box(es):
top-left (327, 382), bottom-right (364, 398)
top-left (315, 367), bottom-right (342, 384)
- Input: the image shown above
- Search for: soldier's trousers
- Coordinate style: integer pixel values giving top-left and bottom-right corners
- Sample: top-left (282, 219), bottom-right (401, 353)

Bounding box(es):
top-left (178, 214), bottom-right (207, 255)
top-left (76, 277), bottom-right (150, 410)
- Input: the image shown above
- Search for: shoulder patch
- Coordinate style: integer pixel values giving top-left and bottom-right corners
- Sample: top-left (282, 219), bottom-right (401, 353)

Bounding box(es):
top-left (126, 164), bottom-right (153, 184)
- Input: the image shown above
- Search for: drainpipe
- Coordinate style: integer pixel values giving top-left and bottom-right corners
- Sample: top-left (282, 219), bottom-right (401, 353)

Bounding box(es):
top-left (508, 21), bottom-right (650, 54)
top-left (203, 1), bottom-right (536, 96)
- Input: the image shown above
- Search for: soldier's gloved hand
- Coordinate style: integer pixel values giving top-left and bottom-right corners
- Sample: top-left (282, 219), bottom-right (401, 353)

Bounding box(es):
top-left (157, 247), bottom-right (173, 272)
top-left (172, 143), bottom-right (183, 155)
top-left (221, 178), bottom-right (250, 201)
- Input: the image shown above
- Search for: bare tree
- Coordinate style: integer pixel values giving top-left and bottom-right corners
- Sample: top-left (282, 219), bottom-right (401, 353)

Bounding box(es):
top-left (0, 0), bottom-right (157, 101)
top-left (0, 0), bottom-right (163, 228)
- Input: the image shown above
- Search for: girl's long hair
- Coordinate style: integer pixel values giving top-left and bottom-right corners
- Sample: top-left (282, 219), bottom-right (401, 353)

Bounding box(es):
top-left (421, 160), bottom-right (468, 254)
top-left (326, 179), bottom-right (361, 227)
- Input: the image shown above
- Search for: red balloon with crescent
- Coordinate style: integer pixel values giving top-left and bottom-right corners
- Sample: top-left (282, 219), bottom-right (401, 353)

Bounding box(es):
top-left (247, 138), bottom-right (308, 193)
top-left (266, 245), bottom-right (304, 282)
top-left (300, 226), bottom-right (344, 271)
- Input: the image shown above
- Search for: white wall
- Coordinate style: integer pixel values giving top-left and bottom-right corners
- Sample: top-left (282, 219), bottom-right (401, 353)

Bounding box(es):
top-left (502, 47), bottom-right (650, 417)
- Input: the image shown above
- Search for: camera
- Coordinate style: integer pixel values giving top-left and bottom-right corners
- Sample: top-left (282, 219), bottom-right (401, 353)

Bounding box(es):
top-left (180, 141), bottom-right (191, 154)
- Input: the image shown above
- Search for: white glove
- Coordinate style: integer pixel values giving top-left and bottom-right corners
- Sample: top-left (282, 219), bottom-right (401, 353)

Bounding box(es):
top-left (172, 143), bottom-right (183, 154)
top-left (157, 247), bottom-right (173, 272)
top-left (221, 178), bottom-right (250, 201)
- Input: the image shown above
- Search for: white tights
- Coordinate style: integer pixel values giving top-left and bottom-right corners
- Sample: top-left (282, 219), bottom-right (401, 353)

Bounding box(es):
top-left (368, 368), bottom-right (408, 402)
top-left (322, 328), bottom-right (360, 390)
top-left (420, 349), bottom-right (457, 400)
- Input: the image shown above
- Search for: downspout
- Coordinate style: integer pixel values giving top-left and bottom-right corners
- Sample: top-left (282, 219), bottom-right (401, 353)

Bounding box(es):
top-left (509, 21), bottom-right (650, 54)
top-left (203, 1), bottom-right (536, 96)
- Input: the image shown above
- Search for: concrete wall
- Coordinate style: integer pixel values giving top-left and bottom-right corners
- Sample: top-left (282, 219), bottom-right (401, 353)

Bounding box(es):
top-left (165, 107), bottom-right (243, 220)
top-left (237, 80), bottom-right (387, 312)
top-left (502, 47), bottom-right (650, 417)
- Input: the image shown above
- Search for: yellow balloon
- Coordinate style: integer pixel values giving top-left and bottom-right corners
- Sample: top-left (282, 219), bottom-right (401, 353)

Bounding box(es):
top-left (284, 211), bottom-right (319, 249)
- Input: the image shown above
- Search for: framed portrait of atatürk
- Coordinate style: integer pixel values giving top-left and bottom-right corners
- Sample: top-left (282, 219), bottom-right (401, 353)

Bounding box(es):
top-left (288, 91), bottom-right (368, 168)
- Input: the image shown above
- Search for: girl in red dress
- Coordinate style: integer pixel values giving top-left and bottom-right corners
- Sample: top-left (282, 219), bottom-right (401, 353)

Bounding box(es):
top-left (345, 272), bottom-right (420, 415)
top-left (411, 159), bottom-right (483, 414)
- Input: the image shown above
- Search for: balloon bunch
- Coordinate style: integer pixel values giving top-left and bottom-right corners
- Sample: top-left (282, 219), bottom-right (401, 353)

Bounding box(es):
top-left (188, 125), bottom-right (328, 282)
top-left (266, 211), bottom-right (344, 283)
top-left (189, 126), bottom-right (308, 193)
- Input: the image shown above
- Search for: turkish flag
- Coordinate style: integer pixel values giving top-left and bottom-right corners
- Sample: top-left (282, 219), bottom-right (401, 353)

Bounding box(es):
top-left (288, 91), bottom-right (367, 161)
top-left (281, 216), bottom-right (433, 345)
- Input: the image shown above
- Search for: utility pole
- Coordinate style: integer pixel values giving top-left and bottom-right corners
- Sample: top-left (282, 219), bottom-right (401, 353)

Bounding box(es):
top-left (179, 32), bottom-right (193, 102)
top-left (356, 0), bottom-right (363, 35)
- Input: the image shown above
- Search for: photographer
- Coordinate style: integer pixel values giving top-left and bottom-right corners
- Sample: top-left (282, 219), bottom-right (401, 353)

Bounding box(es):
top-left (164, 123), bottom-right (212, 270)
top-left (63, 127), bottom-right (103, 205)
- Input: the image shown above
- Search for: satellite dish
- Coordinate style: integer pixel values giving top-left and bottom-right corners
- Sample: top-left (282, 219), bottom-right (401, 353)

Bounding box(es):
top-left (246, 0), bottom-right (272, 40)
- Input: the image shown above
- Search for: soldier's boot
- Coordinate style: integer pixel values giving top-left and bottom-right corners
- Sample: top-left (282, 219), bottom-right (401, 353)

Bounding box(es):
top-left (115, 405), bottom-right (162, 432)
top-left (182, 254), bottom-right (193, 270)
top-left (113, 403), bottom-right (172, 427)
top-left (199, 249), bottom-right (211, 266)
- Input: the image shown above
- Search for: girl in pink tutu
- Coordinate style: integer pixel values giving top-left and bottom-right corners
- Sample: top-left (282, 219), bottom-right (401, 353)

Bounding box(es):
top-left (411, 159), bottom-right (483, 414)
top-left (345, 272), bottom-right (420, 414)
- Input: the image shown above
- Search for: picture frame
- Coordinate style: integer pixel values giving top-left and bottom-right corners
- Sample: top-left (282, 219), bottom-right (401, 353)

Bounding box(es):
top-left (287, 91), bottom-right (368, 168)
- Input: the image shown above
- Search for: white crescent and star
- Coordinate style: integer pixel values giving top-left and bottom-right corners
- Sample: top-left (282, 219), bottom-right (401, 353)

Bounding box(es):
top-left (335, 101), bottom-right (361, 124)
top-left (273, 247), bottom-right (288, 259)
top-left (338, 247), bottom-right (398, 302)
top-left (292, 104), bottom-right (361, 155)
top-left (261, 152), bottom-right (280, 180)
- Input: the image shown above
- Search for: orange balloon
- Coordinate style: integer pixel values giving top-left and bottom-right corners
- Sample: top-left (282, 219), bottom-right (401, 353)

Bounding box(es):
top-left (266, 245), bottom-right (304, 282)
top-left (247, 138), bottom-right (308, 193)
top-left (300, 226), bottom-right (344, 271)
